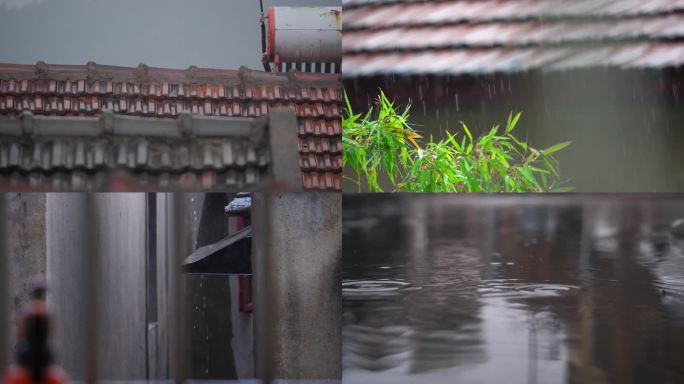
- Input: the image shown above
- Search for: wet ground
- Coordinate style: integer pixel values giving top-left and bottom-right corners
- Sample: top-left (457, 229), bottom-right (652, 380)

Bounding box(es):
top-left (342, 195), bottom-right (684, 384)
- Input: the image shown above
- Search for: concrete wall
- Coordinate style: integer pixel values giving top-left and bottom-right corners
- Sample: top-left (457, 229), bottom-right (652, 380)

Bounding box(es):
top-left (6, 193), bottom-right (46, 361)
top-left (46, 193), bottom-right (148, 380)
top-left (252, 192), bottom-right (342, 382)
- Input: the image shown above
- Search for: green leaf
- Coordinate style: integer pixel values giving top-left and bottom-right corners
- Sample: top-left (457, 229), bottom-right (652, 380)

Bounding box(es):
top-left (460, 121), bottom-right (473, 144)
top-left (342, 89), bottom-right (571, 193)
top-left (517, 167), bottom-right (540, 190)
top-left (446, 131), bottom-right (462, 152)
top-left (541, 141), bottom-right (572, 156)
top-left (506, 111), bottom-right (522, 133)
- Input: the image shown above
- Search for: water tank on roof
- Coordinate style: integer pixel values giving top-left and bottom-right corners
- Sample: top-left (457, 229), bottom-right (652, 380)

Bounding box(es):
top-left (265, 6), bottom-right (342, 73)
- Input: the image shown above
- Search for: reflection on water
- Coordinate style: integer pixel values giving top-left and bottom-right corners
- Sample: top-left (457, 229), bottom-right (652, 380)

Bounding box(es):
top-left (343, 195), bottom-right (684, 384)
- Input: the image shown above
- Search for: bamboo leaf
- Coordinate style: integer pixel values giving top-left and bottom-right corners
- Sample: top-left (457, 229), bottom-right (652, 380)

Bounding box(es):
top-left (506, 111), bottom-right (522, 133)
top-left (460, 121), bottom-right (473, 144)
top-left (541, 141), bottom-right (572, 156)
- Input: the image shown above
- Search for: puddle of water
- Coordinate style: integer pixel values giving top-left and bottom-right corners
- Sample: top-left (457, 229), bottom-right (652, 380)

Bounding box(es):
top-left (343, 195), bottom-right (684, 384)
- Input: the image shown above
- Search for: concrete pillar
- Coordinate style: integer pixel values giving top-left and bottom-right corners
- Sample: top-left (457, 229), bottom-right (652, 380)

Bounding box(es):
top-left (252, 192), bottom-right (341, 383)
top-left (46, 193), bottom-right (89, 380)
top-left (268, 108), bottom-right (303, 191)
top-left (0, 194), bottom-right (8, 372)
top-left (47, 193), bottom-right (147, 380)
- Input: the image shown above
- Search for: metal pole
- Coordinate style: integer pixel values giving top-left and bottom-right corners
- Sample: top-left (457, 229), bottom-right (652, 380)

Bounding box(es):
top-left (0, 194), bottom-right (8, 372)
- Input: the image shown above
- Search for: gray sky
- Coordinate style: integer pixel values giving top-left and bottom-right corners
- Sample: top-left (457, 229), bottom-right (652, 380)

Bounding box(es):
top-left (0, 0), bottom-right (339, 69)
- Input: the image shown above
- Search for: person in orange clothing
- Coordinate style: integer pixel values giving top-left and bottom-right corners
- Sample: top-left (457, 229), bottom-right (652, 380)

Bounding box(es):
top-left (2, 277), bottom-right (67, 384)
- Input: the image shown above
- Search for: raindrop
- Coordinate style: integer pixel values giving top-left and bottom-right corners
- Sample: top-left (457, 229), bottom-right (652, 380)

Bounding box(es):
top-left (454, 94), bottom-right (460, 111)
top-left (673, 84), bottom-right (679, 103)
top-left (422, 100), bottom-right (427, 115)
top-left (418, 85), bottom-right (423, 100)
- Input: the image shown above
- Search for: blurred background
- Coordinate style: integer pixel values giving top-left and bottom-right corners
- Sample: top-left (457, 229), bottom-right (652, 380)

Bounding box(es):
top-left (342, 0), bottom-right (684, 192)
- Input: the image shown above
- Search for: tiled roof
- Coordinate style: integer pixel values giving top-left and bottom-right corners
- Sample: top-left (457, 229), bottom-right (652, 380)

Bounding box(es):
top-left (0, 62), bottom-right (342, 190)
top-left (0, 111), bottom-right (269, 190)
top-left (342, 0), bottom-right (684, 77)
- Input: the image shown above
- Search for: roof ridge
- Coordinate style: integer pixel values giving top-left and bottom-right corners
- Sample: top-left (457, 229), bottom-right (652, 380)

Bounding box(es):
top-left (0, 62), bottom-right (341, 88)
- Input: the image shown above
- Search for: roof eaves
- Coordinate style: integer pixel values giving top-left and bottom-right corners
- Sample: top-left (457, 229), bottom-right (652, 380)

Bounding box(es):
top-left (0, 111), bottom-right (260, 140)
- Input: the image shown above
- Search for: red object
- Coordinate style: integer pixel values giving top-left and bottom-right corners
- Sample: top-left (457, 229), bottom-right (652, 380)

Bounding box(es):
top-left (267, 7), bottom-right (276, 60)
top-left (2, 366), bottom-right (67, 384)
top-left (239, 275), bottom-right (253, 313)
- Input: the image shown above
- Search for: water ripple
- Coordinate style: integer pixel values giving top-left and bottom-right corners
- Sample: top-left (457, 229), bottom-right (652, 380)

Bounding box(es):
top-left (343, 279), bottom-right (413, 296)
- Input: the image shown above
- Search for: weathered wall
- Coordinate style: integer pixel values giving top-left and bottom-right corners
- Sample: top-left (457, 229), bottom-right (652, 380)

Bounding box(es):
top-left (46, 193), bottom-right (147, 380)
top-left (6, 193), bottom-right (46, 360)
top-left (252, 192), bottom-right (342, 382)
